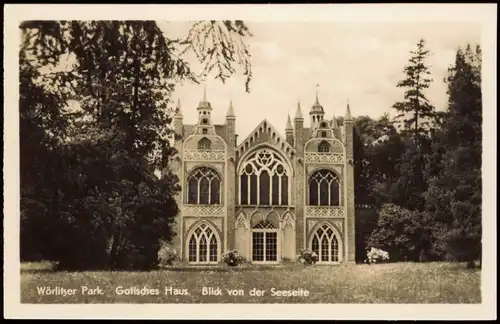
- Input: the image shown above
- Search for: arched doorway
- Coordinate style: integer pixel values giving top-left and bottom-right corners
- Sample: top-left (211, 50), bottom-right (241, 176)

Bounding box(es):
top-left (310, 222), bottom-right (343, 263)
top-left (186, 222), bottom-right (221, 264)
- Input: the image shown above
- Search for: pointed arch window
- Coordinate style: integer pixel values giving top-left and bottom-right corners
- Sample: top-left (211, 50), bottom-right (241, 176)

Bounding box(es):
top-left (239, 149), bottom-right (290, 206)
top-left (198, 137), bottom-right (211, 150)
top-left (318, 140), bottom-right (330, 153)
top-left (308, 169), bottom-right (340, 206)
top-left (311, 223), bottom-right (340, 263)
top-left (187, 167), bottom-right (221, 205)
top-left (188, 222), bottom-right (219, 263)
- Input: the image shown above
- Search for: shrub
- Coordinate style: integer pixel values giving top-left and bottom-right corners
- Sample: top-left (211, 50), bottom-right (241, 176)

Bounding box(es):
top-left (157, 242), bottom-right (179, 267)
top-left (368, 203), bottom-right (431, 262)
top-left (297, 248), bottom-right (319, 265)
top-left (221, 250), bottom-right (245, 267)
top-left (366, 247), bottom-right (390, 264)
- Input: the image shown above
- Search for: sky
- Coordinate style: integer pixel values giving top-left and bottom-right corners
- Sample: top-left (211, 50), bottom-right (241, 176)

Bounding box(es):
top-left (160, 21), bottom-right (481, 144)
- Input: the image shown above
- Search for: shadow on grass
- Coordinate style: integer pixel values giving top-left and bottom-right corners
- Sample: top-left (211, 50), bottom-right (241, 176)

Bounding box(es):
top-left (21, 261), bottom-right (57, 274)
top-left (21, 268), bottom-right (60, 274)
top-left (20, 260), bottom-right (309, 273)
top-left (161, 263), bottom-right (308, 273)
top-left (21, 260), bottom-right (478, 274)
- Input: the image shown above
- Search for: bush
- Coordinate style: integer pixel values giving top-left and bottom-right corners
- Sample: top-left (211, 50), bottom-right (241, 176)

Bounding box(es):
top-left (366, 247), bottom-right (389, 264)
top-left (368, 203), bottom-right (431, 262)
top-left (157, 242), bottom-right (179, 267)
top-left (221, 250), bottom-right (245, 267)
top-left (297, 248), bottom-right (319, 265)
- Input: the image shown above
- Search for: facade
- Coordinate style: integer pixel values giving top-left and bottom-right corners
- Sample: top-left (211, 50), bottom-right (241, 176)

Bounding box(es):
top-left (167, 89), bottom-right (355, 264)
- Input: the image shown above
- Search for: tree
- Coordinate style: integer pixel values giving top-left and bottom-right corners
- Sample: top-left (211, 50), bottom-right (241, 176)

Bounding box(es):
top-left (391, 39), bottom-right (437, 211)
top-left (353, 114), bottom-right (406, 208)
top-left (182, 20), bottom-right (253, 92)
top-left (19, 39), bottom-right (75, 260)
top-left (368, 203), bottom-right (431, 262)
top-left (19, 20), bottom-right (254, 270)
top-left (392, 39), bottom-right (437, 144)
top-left (423, 44), bottom-right (482, 267)
top-left (352, 115), bottom-right (406, 261)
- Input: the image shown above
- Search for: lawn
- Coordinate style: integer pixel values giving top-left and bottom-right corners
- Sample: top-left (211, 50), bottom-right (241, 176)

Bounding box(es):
top-left (20, 261), bottom-right (481, 304)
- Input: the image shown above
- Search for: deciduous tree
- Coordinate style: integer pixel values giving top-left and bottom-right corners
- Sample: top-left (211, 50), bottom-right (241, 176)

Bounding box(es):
top-left (19, 20), bottom-right (253, 270)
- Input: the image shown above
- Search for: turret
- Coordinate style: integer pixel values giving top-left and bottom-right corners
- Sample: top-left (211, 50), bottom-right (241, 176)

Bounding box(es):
top-left (168, 98), bottom-right (184, 253)
top-left (309, 91), bottom-right (325, 129)
top-left (225, 99), bottom-right (236, 251)
top-left (294, 100), bottom-right (305, 251)
top-left (197, 85), bottom-right (213, 125)
top-left (343, 100), bottom-right (355, 263)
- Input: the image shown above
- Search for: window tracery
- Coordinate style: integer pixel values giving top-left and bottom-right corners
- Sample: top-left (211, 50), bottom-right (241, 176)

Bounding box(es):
top-left (308, 169), bottom-right (340, 206)
top-left (239, 149), bottom-right (290, 206)
top-left (188, 222), bottom-right (219, 263)
top-left (187, 167), bottom-right (221, 205)
top-left (311, 223), bottom-right (340, 263)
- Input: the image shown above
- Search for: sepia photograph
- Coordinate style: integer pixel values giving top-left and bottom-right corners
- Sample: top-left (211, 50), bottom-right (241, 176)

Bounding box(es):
top-left (3, 3), bottom-right (497, 320)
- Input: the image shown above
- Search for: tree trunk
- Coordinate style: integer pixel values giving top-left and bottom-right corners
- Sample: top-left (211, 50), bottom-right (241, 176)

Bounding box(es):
top-left (108, 226), bottom-right (122, 269)
top-left (127, 44), bottom-right (140, 155)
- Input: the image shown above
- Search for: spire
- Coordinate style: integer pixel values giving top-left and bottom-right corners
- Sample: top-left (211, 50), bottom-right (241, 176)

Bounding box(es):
top-left (285, 114), bottom-right (293, 130)
top-left (175, 98), bottom-right (183, 117)
top-left (315, 84), bottom-right (320, 104)
top-left (197, 83), bottom-right (212, 110)
top-left (226, 100), bottom-right (236, 118)
top-left (295, 100), bottom-right (303, 120)
top-left (345, 99), bottom-right (353, 121)
top-left (310, 84), bottom-right (324, 115)
top-left (331, 111), bottom-right (337, 129)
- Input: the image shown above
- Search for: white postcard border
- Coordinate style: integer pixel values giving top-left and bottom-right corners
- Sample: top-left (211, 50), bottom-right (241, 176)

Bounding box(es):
top-left (3, 3), bottom-right (497, 320)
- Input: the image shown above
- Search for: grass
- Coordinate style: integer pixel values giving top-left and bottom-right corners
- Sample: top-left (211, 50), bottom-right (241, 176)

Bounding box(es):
top-left (20, 261), bottom-right (481, 304)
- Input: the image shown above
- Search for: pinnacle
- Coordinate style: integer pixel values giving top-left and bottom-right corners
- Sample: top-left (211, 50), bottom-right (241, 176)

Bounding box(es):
top-left (286, 114), bottom-right (293, 130)
top-left (295, 101), bottom-right (303, 120)
top-left (226, 100), bottom-right (236, 118)
top-left (345, 100), bottom-right (353, 121)
top-left (331, 114), bottom-right (337, 129)
top-left (175, 98), bottom-right (183, 117)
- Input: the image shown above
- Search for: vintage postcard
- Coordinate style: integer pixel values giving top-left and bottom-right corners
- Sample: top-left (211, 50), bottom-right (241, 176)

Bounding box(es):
top-left (3, 3), bottom-right (497, 320)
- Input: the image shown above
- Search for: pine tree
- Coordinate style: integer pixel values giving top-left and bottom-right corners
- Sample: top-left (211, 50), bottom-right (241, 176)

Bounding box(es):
top-left (392, 39), bottom-right (437, 145)
top-left (423, 45), bottom-right (482, 267)
top-left (391, 39), bottom-right (437, 211)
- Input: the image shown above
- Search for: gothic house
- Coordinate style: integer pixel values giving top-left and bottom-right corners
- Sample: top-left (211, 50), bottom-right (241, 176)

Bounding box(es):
top-left (167, 90), bottom-right (355, 264)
